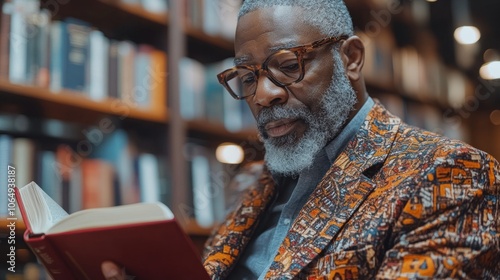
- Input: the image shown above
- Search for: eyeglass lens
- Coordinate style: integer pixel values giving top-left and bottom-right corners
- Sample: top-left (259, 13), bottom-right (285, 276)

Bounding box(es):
top-left (226, 51), bottom-right (301, 98)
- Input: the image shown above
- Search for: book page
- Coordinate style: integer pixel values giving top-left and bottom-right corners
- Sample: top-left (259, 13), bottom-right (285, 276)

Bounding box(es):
top-left (47, 202), bottom-right (173, 234)
top-left (40, 188), bottom-right (69, 228)
top-left (19, 182), bottom-right (69, 234)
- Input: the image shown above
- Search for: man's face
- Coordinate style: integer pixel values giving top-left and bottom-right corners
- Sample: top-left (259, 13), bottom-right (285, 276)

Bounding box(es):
top-left (235, 6), bottom-right (357, 175)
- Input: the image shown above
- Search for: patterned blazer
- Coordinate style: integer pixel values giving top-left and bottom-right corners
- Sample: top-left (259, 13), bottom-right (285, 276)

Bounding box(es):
top-left (203, 102), bottom-right (500, 279)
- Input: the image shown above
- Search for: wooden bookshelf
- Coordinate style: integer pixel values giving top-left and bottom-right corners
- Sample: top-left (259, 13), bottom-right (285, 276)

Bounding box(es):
top-left (185, 26), bottom-right (235, 63)
top-left (42, 0), bottom-right (167, 28)
top-left (0, 217), bottom-right (26, 235)
top-left (187, 119), bottom-right (258, 143)
top-left (0, 80), bottom-right (168, 124)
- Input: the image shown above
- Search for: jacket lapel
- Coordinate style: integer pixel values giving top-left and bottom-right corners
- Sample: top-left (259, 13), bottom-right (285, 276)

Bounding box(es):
top-left (265, 102), bottom-right (401, 278)
top-left (203, 165), bottom-right (277, 279)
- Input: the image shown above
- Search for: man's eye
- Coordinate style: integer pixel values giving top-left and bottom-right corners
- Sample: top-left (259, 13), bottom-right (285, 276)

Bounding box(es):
top-left (240, 74), bottom-right (256, 85)
top-left (279, 62), bottom-right (300, 73)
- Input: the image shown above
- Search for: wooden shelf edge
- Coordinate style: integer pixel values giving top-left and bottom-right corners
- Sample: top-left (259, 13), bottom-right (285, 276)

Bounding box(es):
top-left (0, 80), bottom-right (168, 124)
top-left (187, 119), bottom-right (259, 143)
top-left (184, 25), bottom-right (234, 52)
top-left (0, 217), bottom-right (26, 235)
top-left (100, 0), bottom-right (168, 25)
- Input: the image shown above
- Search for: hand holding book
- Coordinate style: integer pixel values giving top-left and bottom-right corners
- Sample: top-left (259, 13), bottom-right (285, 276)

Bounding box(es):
top-left (16, 182), bottom-right (211, 280)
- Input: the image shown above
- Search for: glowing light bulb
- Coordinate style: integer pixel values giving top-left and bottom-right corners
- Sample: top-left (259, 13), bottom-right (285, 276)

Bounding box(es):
top-left (480, 61), bottom-right (500, 80)
top-left (454, 26), bottom-right (481, 45)
top-left (215, 143), bottom-right (244, 164)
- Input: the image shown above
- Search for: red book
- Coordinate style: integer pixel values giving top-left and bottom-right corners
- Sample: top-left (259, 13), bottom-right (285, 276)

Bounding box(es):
top-left (15, 182), bottom-right (210, 280)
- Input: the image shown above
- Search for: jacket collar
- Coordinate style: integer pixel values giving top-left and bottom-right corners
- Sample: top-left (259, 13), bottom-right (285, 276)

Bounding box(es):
top-left (203, 165), bottom-right (277, 279)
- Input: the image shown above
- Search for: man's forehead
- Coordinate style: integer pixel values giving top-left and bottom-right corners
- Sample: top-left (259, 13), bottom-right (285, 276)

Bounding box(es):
top-left (234, 6), bottom-right (319, 65)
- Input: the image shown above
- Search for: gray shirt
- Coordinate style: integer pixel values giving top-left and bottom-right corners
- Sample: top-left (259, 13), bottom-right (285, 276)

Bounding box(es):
top-left (229, 98), bottom-right (374, 280)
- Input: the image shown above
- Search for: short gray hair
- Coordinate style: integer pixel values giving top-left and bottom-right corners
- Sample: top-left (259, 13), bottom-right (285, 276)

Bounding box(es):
top-left (239, 0), bottom-right (354, 37)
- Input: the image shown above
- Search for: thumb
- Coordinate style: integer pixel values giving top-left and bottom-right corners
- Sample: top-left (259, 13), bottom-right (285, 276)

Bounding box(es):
top-left (101, 261), bottom-right (125, 280)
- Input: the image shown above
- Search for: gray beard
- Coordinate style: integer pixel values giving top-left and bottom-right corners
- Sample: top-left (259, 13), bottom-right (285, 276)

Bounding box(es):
top-left (258, 50), bottom-right (357, 176)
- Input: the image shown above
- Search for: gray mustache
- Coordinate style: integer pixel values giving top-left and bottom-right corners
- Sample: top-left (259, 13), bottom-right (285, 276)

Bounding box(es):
top-left (256, 105), bottom-right (310, 131)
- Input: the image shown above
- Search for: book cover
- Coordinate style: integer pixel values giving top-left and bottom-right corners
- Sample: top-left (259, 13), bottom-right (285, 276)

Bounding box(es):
top-left (133, 45), bottom-right (153, 108)
top-left (204, 61), bottom-right (224, 125)
top-left (34, 8), bottom-right (51, 88)
top-left (89, 129), bottom-right (140, 205)
top-left (0, 135), bottom-right (13, 217)
top-left (8, 0), bottom-right (31, 83)
top-left (0, 1), bottom-right (12, 80)
top-left (179, 57), bottom-right (206, 120)
top-left (137, 153), bottom-right (161, 203)
top-left (50, 18), bottom-right (91, 92)
top-left (117, 40), bottom-right (136, 102)
top-left (81, 159), bottom-right (114, 209)
top-left (87, 29), bottom-right (109, 100)
top-left (107, 40), bottom-right (119, 99)
top-left (140, 0), bottom-right (168, 14)
top-left (148, 48), bottom-right (167, 114)
top-left (15, 182), bottom-right (211, 280)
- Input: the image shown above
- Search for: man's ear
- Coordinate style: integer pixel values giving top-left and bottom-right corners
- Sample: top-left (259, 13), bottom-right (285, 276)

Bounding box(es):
top-left (340, 36), bottom-right (365, 82)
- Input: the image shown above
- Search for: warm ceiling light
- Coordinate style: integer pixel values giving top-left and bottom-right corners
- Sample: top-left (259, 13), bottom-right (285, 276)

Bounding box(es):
top-left (454, 26), bottom-right (481, 45)
top-left (215, 143), bottom-right (244, 164)
top-left (480, 61), bottom-right (500, 80)
top-left (427, 0), bottom-right (437, 2)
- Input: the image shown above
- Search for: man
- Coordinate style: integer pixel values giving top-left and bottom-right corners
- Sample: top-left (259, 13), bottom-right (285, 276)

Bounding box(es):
top-left (103, 0), bottom-right (500, 279)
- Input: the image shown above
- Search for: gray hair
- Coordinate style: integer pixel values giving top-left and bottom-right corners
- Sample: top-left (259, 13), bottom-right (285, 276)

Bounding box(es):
top-left (239, 0), bottom-right (354, 37)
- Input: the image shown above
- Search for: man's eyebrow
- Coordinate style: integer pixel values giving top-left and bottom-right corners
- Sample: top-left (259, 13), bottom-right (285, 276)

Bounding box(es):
top-left (234, 56), bottom-right (250, 66)
top-left (269, 42), bottom-right (298, 53)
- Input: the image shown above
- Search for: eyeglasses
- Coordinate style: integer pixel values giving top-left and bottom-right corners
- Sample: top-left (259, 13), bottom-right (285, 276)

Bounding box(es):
top-left (217, 35), bottom-right (348, 100)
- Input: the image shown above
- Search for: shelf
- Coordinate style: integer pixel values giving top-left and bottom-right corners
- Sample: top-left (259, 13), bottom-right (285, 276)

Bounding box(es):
top-left (187, 119), bottom-right (259, 144)
top-left (185, 27), bottom-right (234, 52)
top-left (0, 217), bottom-right (26, 235)
top-left (101, 0), bottom-right (168, 25)
top-left (0, 80), bottom-right (168, 124)
top-left (42, 0), bottom-right (168, 27)
top-left (185, 25), bottom-right (235, 63)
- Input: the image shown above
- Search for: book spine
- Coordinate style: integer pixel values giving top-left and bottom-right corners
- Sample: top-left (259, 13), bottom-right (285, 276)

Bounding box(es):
top-left (23, 232), bottom-right (75, 280)
top-left (8, 3), bottom-right (28, 83)
top-left (49, 21), bottom-right (63, 92)
top-left (0, 2), bottom-right (12, 80)
top-left (62, 18), bottom-right (90, 92)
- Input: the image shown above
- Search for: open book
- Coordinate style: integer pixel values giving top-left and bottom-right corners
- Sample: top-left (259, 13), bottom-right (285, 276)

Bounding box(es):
top-left (16, 182), bottom-right (210, 280)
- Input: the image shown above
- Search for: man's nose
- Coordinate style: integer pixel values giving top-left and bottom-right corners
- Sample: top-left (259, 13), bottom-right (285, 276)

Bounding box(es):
top-left (252, 74), bottom-right (288, 107)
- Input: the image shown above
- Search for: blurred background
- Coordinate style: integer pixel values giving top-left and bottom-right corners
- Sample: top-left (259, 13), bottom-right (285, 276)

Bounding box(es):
top-left (0, 0), bottom-right (498, 279)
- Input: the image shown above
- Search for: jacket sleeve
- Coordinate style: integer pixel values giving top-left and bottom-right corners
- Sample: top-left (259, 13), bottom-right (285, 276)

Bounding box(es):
top-left (376, 147), bottom-right (500, 279)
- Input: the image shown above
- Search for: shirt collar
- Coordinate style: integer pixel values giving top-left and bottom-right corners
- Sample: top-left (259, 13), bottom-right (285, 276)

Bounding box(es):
top-left (325, 97), bottom-right (374, 163)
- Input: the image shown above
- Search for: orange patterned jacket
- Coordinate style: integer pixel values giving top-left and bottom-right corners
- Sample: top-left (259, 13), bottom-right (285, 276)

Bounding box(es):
top-left (203, 102), bottom-right (500, 279)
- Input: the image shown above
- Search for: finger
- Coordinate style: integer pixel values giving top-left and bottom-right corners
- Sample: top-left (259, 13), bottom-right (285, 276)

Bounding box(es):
top-left (101, 261), bottom-right (125, 280)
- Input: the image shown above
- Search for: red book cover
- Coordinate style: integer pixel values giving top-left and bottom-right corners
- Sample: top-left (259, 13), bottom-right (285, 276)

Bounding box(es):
top-left (15, 183), bottom-right (211, 280)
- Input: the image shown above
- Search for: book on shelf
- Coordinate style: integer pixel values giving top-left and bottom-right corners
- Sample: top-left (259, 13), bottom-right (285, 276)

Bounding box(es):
top-left (15, 182), bottom-right (211, 280)
top-left (0, 1), bottom-right (11, 79)
top-left (50, 17), bottom-right (92, 92)
top-left (0, 135), bottom-right (13, 217)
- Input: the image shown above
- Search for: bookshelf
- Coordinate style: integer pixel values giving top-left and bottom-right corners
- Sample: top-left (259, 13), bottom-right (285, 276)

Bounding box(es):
top-left (0, 1), bottom-right (257, 276)
top-left (0, 79), bottom-right (167, 123)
